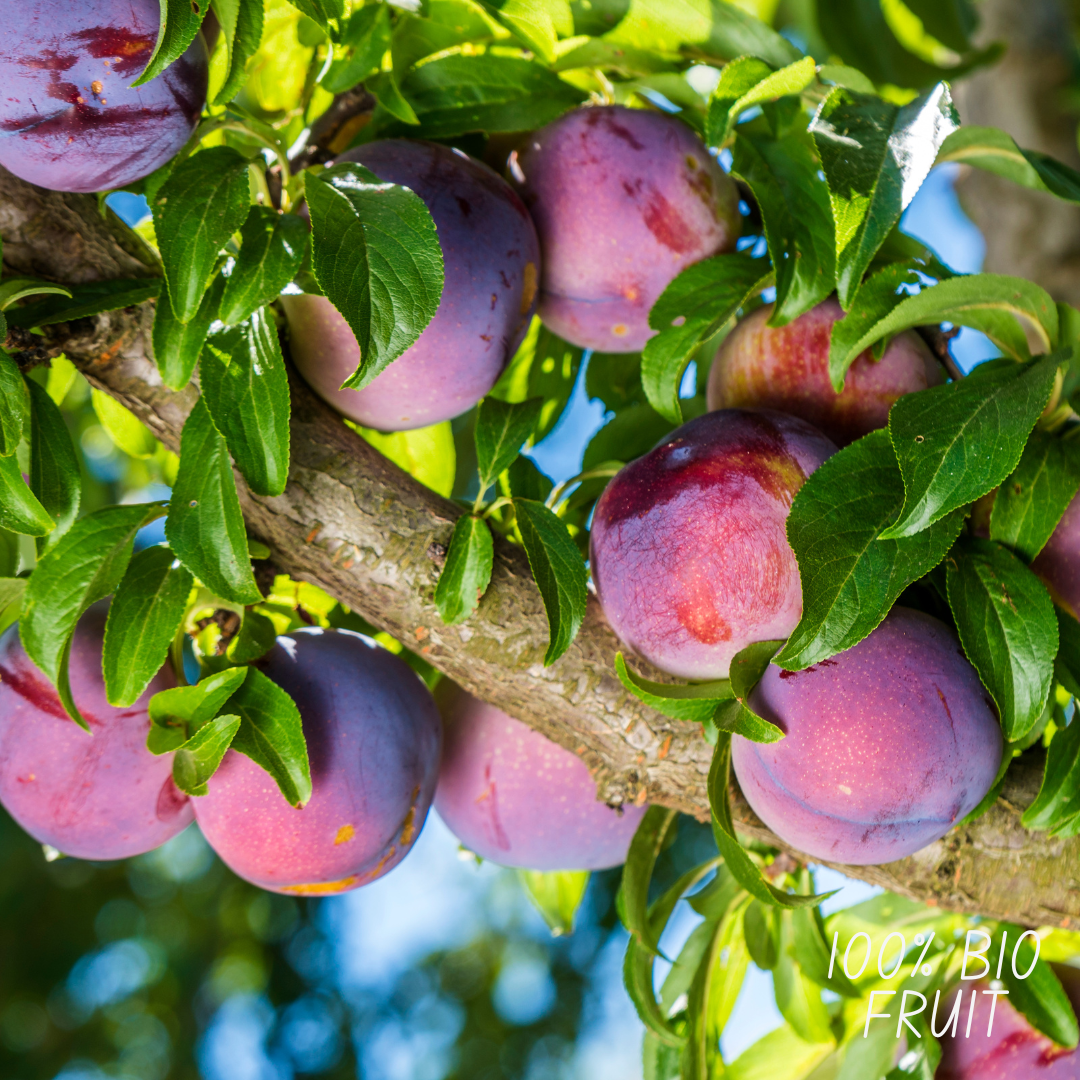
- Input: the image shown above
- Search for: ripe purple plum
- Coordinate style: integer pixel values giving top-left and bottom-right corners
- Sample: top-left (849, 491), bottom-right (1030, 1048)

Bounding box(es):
top-left (1032, 492), bottom-right (1080, 621)
top-left (282, 139), bottom-right (539, 431)
top-left (732, 607), bottom-right (1002, 865)
top-left (434, 683), bottom-right (646, 870)
top-left (0, 0), bottom-right (208, 193)
top-left (508, 104), bottom-right (740, 352)
top-left (706, 299), bottom-right (943, 446)
top-left (0, 604), bottom-right (192, 860)
top-left (590, 408), bottom-right (836, 680)
top-left (194, 628), bottom-right (442, 895)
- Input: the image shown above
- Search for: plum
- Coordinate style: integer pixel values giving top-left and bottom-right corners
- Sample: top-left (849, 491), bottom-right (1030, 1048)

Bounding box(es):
top-left (193, 628), bottom-right (442, 895)
top-left (0, 0), bottom-right (208, 194)
top-left (731, 607), bottom-right (1002, 866)
top-left (508, 104), bottom-right (740, 352)
top-left (282, 139), bottom-right (540, 431)
top-left (434, 683), bottom-right (646, 870)
top-left (0, 604), bottom-right (192, 860)
top-left (590, 408), bottom-right (836, 680)
top-left (1031, 493), bottom-right (1080, 621)
top-left (706, 299), bottom-right (943, 446)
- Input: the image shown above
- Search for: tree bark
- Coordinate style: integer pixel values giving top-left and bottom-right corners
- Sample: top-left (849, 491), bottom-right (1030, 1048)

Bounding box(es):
top-left (3, 169), bottom-right (1078, 930)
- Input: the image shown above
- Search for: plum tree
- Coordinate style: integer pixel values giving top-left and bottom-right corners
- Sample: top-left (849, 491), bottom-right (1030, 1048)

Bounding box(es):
top-left (731, 607), bottom-right (1002, 865)
top-left (590, 408), bottom-right (836, 680)
top-left (706, 299), bottom-right (943, 446)
top-left (509, 104), bottom-right (741, 352)
top-left (282, 139), bottom-right (539, 431)
top-left (0, 0), bottom-right (208, 193)
top-left (434, 683), bottom-right (646, 870)
top-left (0, 604), bottom-right (192, 860)
top-left (1032, 493), bottom-right (1080, 620)
top-left (194, 628), bottom-right (442, 895)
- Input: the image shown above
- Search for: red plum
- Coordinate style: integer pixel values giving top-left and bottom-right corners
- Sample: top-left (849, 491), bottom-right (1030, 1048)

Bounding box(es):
top-left (0, 0), bottom-right (208, 193)
top-left (509, 104), bottom-right (740, 352)
top-left (283, 139), bottom-right (539, 431)
top-left (732, 607), bottom-right (1003, 865)
top-left (0, 605), bottom-right (192, 860)
top-left (434, 683), bottom-right (646, 870)
top-left (194, 628), bottom-right (442, 895)
top-left (589, 408), bottom-right (836, 680)
top-left (706, 299), bottom-right (943, 446)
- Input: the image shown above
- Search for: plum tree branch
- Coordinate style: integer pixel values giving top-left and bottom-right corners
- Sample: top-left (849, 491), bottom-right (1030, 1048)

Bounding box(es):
top-left (2, 166), bottom-right (1078, 929)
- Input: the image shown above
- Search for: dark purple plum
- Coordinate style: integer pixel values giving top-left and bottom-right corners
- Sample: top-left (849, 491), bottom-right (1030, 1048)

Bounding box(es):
top-left (434, 683), bottom-right (646, 870)
top-left (732, 608), bottom-right (1003, 865)
top-left (282, 139), bottom-right (540, 431)
top-left (0, 0), bottom-right (208, 193)
top-left (0, 604), bottom-right (192, 860)
top-left (194, 628), bottom-right (442, 895)
top-left (590, 408), bottom-right (836, 680)
top-left (1032, 492), bottom-right (1080, 621)
top-left (509, 105), bottom-right (740, 352)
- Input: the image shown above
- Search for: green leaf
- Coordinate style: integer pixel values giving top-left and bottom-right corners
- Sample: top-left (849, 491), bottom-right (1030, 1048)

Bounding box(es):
top-left (475, 397), bottom-right (542, 493)
top-left (513, 498), bottom-right (587, 665)
top-left (744, 900), bottom-right (780, 970)
top-left (713, 639), bottom-right (786, 743)
top-left (999, 926), bottom-right (1079, 1048)
top-left (706, 55), bottom-right (816, 147)
top-left (226, 609), bottom-right (278, 665)
top-left (732, 130), bottom-right (836, 325)
top-left (527, 325), bottom-right (584, 441)
top-left (153, 270), bottom-right (227, 390)
top-left (622, 807), bottom-right (679, 956)
top-left (27, 379), bottom-right (80, 552)
top-left (946, 537), bottom-right (1057, 742)
top-left (6, 279), bottom-right (161, 330)
top-left (881, 351), bottom-right (1063, 538)
top-left (624, 934), bottom-right (685, 1049)
top-left (0, 351), bottom-right (29, 456)
top-left (355, 421), bottom-right (457, 498)
top-left (0, 452), bottom-right (53, 537)
top-left (434, 514), bottom-right (494, 625)
top-left (220, 209), bottom-right (308, 326)
top-left (155, 147), bottom-right (252, 323)
top-left (614, 652), bottom-right (733, 724)
top-left (306, 162), bottom-right (444, 392)
top-left (286, 0), bottom-right (344, 32)
top-left (323, 3), bottom-right (391, 93)
top-left (810, 84), bottom-right (958, 309)
top-left (226, 667), bottom-right (312, 807)
top-left (517, 869), bottom-right (590, 936)
top-left (496, 0), bottom-right (572, 63)
top-left (133, 0), bottom-right (208, 86)
top-left (165, 397), bottom-right (262, 606)
top-left (201, 310), bottom-right (291, 498)
top-left (990, 429), bottom-right (1080, 561)
top-left (148, 666), bottom-right (250, 753)
top-left (904, 0), bottom-right (978, 54)
top-left (642, 253), bottom-right (771, 423)
top-left (506, 455), bottom-right (554, 503)
top-left (1021, 707), bottom-right (1080, 833)
top-left (774, 911), bottom-right (833, 1044)
top-left (0, 576), bottom-right (26, 636)
top-left (369, 70), bottom-right (421, 126)
top-left (209, 0), bottom-right (265, 105)
top-left (173, 713), bottom-right (243, 797)
top-left (21, 503), bottom-right (165, 726)
top-left (0, 527), bottom-right (17, 578)
top-left (102, 546), bottom-right (193, 707)
top-left (726, 1024), bottom-right (835, 1080)
top-left (789, 895), bottom-right (859, 998)
top-left (91, 390), bottom-right (158, 459)
top-left (778, 430), bottom-right (965, 671)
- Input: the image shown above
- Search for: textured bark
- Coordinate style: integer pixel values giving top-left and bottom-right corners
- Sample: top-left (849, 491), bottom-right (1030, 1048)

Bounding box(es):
top-left (2, 167), bottom-right (1078, 929)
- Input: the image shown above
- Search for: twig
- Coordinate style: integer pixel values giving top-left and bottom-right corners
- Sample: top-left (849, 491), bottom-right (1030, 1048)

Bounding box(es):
top-left (915, 323), bottom-right (964, 382)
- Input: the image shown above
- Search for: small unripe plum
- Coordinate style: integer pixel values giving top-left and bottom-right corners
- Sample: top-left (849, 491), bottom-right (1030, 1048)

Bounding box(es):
top-left (509, 105), bottom-right (740, 352)
top-left (706, 299), bottom-right (943, 446)
top-left (1031, 492), bottom-right (1080, 621)
top-left (282, 139), bottom-right (540, 431)
top-left (590, 408), bottom-right (836, 680)
top-left (193, 628), bottom-right (442, 895)
top-left (0, 605), bottom-right (192, 860)
top-left (434, 683), bottom-right (646, 870)
top-left (732, 607), bottom-right (1002, 866)
top-left (0, 1), bottom-right (208, 193)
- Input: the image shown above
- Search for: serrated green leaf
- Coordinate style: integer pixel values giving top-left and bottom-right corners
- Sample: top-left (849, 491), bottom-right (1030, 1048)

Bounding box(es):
top-left (713, 640), bottom-right (786, 743)
top-left (133, 0), bottom-right (208, 87)
top-left (286, 0), bottom-right (344, 32)
top-left (391, 0), bottom-right (498, 74)
top-left (790, 896), bottom-right (859, 998)
top-left (6, 279), bottom-right (161, 330)
top-left (165, 397), bottom-right (262, 605)
top-left (323, 3), bottom-right (391, 93)
top-left (946, 537), bottom-right (1057, 742)
top-left (882, 351), bottom-right (1063, 538)
top-left (220, 209), bottom-right (308, 326)
top-left (148, 666), bottom-right (250, 753)
top-left (226, 609), bottom-right (278, 665)
top-left (496, 0), bottom-right (571, 62)
top-left (0, 351), bottom-right (29, 456)
top-left (518, 869), bottom-right (589, 936)
top-left (774, 910), bottom-right (833, 1044)
top-left (0, 577), bottom-right (26, 636)
top-left (623, 807), bottom-right (679, 957)
top-left (102, 546), bottom-right (193, 707)
top-left (0, 528), bottom-right (17, 578)
top-left (369, 70), bottom-right (421, 126)
top-left (210, 0), bottom-right (265, 105)
top-left (778, 429), bottom-right (965, 671)
top-left (999, 926), bottom-right (1079, 1048)
top-left (226, 666), bottom-right (312, 807)
top-left (707, 55), bottom-right (816, 147)
top-left (155, 147), bottom-right (251, 323)
top-left (154, 271), bottom-right (227, 390)
top-left (306, 162), bottom-right (444, 392)
top-left (810, 84), bottom-right (957, 309)
top-left (744, 900), bottom-right (780, 970)
top-left (173, 713), bottom-right (243, 797)
top-left (0, 452), bottom-right (53, 537)
top-left (201, 309), bottom-right (291, 498)
top-left (475, 397), bottom-right (542, 492)
top-left (614, 652), bottom-right (733, 724)
top-left (434, 514), bottom-right (494, 625)
top-left (27, 379), bottom-right (80, 552)
top-left (513, 497), bottom-right (586, 665)
top-left (643, 253), bottom-right (771, 423)
top-left (1021, 706), bottom-right (1080, 832)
